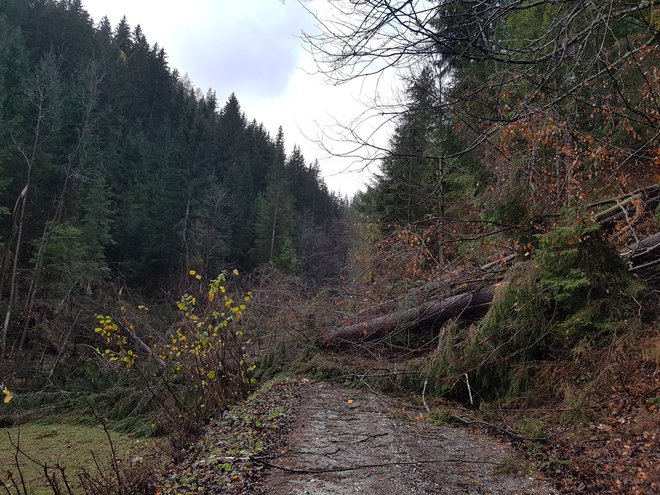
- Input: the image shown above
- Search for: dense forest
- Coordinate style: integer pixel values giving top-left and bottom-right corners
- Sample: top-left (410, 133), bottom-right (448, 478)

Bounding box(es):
top-left (0, 0), bottom-right (348, 363)
top-left (309, 0), bottom-right (659, 383)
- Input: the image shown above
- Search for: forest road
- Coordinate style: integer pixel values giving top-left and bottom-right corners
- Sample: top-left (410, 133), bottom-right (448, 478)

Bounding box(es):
top-left (254, 381), bottom-right (557, 495)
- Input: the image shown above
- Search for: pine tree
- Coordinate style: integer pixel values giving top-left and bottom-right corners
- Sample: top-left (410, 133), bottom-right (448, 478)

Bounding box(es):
top-left (253, 169), bottom-right (295, 265)
top-left (114, 16), bottom-right (132, 55)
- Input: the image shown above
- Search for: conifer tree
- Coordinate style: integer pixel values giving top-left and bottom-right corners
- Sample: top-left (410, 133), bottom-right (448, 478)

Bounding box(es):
top-left (253, 169), bottom-right (295, 265)
top-left (0, 0), bottom-right (347, 357)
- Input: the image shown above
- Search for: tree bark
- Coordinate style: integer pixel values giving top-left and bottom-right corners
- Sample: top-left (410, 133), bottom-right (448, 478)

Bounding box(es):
top-left (624, 231), bottom-right (660, 271)
top-left (318, 284), bottom-right (496, 348)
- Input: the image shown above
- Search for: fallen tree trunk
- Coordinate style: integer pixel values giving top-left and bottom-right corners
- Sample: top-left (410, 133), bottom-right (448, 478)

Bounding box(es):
top-left (587, 184), bottom-right (660, 209)
top-left (625, 231), bottom-right (660, 272)
top-left (597, 195), bottom-right (660, 229)
top-left (320, 230), bottom-right (660, 349)
top-left (594, 192), bottom-right (659, 223)
top-left (318, 284), bottom-right (496, 348)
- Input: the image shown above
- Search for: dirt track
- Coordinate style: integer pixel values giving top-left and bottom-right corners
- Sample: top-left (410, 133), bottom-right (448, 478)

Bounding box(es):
top-left (255, 381), bottom-right (557, 494)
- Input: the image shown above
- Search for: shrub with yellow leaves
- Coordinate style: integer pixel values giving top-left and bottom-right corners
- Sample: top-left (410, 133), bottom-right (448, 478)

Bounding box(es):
top-left (93, 315), bottom-right (139, 368)
top-left (2, 384), bottom-right (13, 404)
top-left (91, 269), bottom-right (255, 411)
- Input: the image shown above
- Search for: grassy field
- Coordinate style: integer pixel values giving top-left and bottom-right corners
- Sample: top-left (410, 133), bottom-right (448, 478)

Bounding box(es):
top-left (0, 423), bottom-right (152, 494)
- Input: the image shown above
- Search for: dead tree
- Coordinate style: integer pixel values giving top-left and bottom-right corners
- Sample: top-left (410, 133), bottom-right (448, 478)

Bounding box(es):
top-left (319, 284), bottom-right (495, 348)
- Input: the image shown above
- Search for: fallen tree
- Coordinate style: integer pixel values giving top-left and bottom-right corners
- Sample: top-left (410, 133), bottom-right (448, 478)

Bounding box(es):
top-left (624, 231), bottom-right (660, 272)
top-left (593, 189), bottom-right (659, 225)
top-left (319, 227), bottom-right (660, 349)
top-left (318, 284), bottom-right (496, 348)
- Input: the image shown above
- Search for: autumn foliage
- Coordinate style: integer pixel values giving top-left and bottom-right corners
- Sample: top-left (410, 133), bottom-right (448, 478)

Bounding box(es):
top-left (92, 269), bottom-right (255, 416)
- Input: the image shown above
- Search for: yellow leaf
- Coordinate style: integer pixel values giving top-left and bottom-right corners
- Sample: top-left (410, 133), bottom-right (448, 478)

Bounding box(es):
top-left (232, 269), bottom-right (239, 276)
top-left (207, 370), bottom-right (216, 379)
top-left (195, 274), bottom-right (202, 280)
top-left (2, 387), bottom-right (13, 404)
top-left (189, 269), bottom-right (197, 276)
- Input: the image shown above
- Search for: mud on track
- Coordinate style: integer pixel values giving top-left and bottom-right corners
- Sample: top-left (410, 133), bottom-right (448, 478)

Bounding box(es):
top-left (255, 381), bottom-right (557, 494)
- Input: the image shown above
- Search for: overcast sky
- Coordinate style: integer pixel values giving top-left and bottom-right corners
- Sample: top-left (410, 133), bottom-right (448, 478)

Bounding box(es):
top-left (81, 0), bottom-right (398, 197)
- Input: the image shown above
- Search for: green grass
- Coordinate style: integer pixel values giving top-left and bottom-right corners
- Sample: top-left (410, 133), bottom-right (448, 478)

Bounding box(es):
top-left (0, 422), bottom-right (151, 494)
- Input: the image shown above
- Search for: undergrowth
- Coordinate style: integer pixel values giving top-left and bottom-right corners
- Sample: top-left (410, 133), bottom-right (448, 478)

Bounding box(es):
top-left (2, 368), bottom-right (159, 436)
top-left (0, 270), bottom-right (257, 494)
top-left (421, 219), bottom-right (646, 403)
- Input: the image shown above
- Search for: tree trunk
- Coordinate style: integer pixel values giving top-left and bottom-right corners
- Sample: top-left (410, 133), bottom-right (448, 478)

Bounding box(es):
top-left (1, 54), bottom-right (61, 360)
top-left (269, 188), bottom-right (281, 263)
top-left (318, 284), bottom-right (496, 348)
top-left (596, 194), bottom-right (659, 227)
top-left (625, 231), bottom-right (660, 272)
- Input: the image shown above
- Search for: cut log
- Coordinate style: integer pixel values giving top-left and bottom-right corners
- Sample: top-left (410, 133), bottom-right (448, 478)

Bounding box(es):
top-left (318, 284), bottom-right (496, 348)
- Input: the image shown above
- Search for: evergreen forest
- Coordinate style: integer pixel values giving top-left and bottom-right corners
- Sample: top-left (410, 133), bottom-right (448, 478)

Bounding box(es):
top-left (0, 0), bottom-right (348, 361)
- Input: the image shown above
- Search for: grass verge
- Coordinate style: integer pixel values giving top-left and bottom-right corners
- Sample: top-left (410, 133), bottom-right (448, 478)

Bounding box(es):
top-left (158, 377), bottom-right (297, 495)
top-left (0, 422), bottom-right (156, 495)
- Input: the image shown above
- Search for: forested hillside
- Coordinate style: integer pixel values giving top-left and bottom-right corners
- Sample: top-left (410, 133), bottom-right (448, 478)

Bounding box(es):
top-left (0, 0), bottom-right (347, 362)
top-left (305, 0), bottom-right (658, 358)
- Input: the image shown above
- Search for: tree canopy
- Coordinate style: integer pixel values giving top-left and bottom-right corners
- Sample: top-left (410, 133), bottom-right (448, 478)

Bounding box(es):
top-left (307, 0), bottom-right (658, 232)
